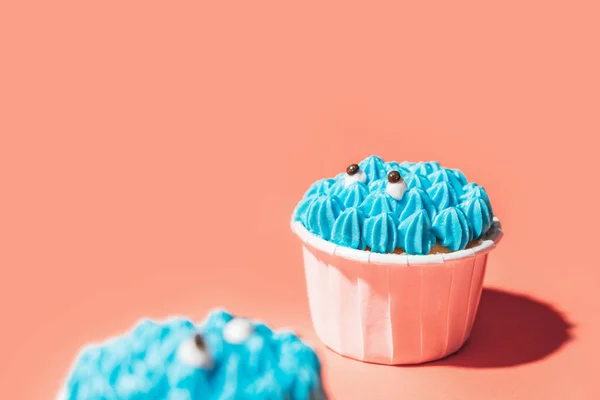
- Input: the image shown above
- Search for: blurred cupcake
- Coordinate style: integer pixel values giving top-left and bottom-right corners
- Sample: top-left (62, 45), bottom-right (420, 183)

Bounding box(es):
top-left (291, 155), bottom-right (502, 365)
top-left (58, 309), bottom-right (327, 400)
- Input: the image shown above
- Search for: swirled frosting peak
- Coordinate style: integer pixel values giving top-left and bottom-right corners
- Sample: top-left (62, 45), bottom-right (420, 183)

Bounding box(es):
top-left (427, 182), bottom-right (459, 211)
top-left (461, 197), bottom-right (493, 239)
top-left (360, 190), bottom-right (399, 216)
top-left (304, 178), bottom-right (336, 198)
top-left (305, 195), bottom-right (344, 240)
top-left (337, 181), bottom-right (369, 208)
top-left (293, 194), bottom-right (317, 225)
top-left (405, 173), bottom-right (432, 190)
top-left (460, 184), bottom-right (490, 204)
top-left (385, 161), bottom-right (412, 176)
top-left (451, 169), bottom-right (468, 187)
top-left (415, 161), bottom-right (442, 175)
top-left (331, 207), bottom-right (366, 250)
top-left (397, 209), bottom-right (436, 255)
top-left (293, 156), bottom-right (495, 255)
top-left (363, 212), bottom-right (398, 253)
top-left (397, 187), bottom-right (437, 221)
top-left (368, 179), bottom-right (387, 192)
top-left (429, 169), bottom-right (464, 194)
top-left (432, 207), bottom-right (472, 251)
top-left (359, 155), bottom-right (387, 181)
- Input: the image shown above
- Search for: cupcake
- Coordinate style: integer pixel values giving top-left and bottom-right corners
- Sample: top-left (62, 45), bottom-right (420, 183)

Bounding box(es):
top-left (291, 155), bottom-right (503, 365)
top-left (58, 309), bottom-right (327, 399)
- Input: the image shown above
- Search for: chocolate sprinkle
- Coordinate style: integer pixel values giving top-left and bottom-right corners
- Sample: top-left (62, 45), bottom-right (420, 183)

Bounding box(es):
top-left (388, 170), bottom-right (403, 183)
top-left (346, 164), bottom-right (359, 176)
top-left (194, 333), bottom-right (206, 350)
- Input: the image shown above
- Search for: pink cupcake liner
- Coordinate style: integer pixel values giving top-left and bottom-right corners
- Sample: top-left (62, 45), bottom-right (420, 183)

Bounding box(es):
top-left (291, 217), bottom-right (503, 365)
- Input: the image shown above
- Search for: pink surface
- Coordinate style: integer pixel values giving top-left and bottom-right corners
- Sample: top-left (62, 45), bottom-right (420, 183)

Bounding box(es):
top-left (1, 1), bottom-right (599, 399)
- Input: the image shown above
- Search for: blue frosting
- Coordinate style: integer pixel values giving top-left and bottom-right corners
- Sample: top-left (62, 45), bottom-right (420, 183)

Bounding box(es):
top-left (293, 194), bottom-right (318, 225)
top-left (432, 207), bottom-right (472, 251)
top-left (305, 195), bottom-right (344, 240)
top-left (331, 207), bottom-right (366, 250)
top-left (337, 182), bottom-right (369, 208)
top-left (359, 155), bottom-right (387, 181)
top-left (327, 176), bottom-right (346, 196)
top-left (460, 184), bottom-right (490, 204)
top-left (461, 182), bottom-right (478, 195)
top-left (385, 161), bottom-right (401, 172)
top-left (368, 179), bottom-right (387, 192)
top-left (385, 161), bottom-right (412, 176)
top-left (461, 197), bottom-right (493, 239)
top-left (397, 187), bottom-right (437, 221)
top-left (60, 310), bottom-right (326, 400)
top-left (405, 173), bottom-right (432, 190)
top-left (427, 182), bottom-right (459, 211)
top-left (293, 156), bottom-right (495, 255)
top-left (397, 210), bottom-right (436, 255)
top-left (359, 190), bottom-right (399, 217)
top-left (429, 169), bottom-right (464, 194)
top-left (414, 161), bottom-right (442, 176)
top-left (363, 212), bottom-right (398, 253)
top-left (304, 178), bottom-right (336, 197)
top-left (451, 169), bottom-right (468, 186)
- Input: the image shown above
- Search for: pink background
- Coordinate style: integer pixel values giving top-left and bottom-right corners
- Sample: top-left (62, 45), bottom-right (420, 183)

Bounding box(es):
top-left (1, 1), bottom-right (599, 399)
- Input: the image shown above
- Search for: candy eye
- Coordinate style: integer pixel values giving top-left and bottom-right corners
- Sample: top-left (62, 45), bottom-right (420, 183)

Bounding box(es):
top-left (177, 333), bottom-right (212, 368)
top-left (344, 163), bottom-right (367, 187)
top-left (223, 318), bottom-right (254, 344)
top-left (387, 170), bottom-right (403, 183)
top-left (386, 170), bottom-right (407, 200)
top-left (346, 163), bottom-right (359, 175)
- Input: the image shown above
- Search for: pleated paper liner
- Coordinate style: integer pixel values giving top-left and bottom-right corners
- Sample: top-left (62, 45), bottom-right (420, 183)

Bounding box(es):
top-left (292, 217), bottom-right (503, 365)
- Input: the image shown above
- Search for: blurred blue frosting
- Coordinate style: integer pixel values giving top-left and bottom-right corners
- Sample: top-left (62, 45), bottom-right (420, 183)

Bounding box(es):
top-left (331, 207), bottom-right (366, 250)
top-left (293, 155), bottom-right (495, 255)
top-left (432, 207), bottom-right (472, 251)
top-left (363, 212), bottom-right (398, 253)
top-left (397, 210), bottom-right (436, 255)
top-left (60, 309), bottom-right (326, 400)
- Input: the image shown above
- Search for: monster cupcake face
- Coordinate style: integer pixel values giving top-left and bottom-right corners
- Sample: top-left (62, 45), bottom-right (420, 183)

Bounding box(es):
top-left (59, 310), bottom-right (327, 400)
top-left (293, 155), bottom-right (494, 255)
top-left (291, 157), bottom-right (502, 367)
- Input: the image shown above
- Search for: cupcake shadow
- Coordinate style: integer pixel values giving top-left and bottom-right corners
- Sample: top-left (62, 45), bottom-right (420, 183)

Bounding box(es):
top-left (422, 288), bottom-right (573, 368)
